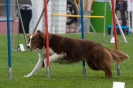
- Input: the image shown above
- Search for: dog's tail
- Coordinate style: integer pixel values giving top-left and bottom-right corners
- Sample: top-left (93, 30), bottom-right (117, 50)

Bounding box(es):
top-left (109, 49), bottom-right (129, 63)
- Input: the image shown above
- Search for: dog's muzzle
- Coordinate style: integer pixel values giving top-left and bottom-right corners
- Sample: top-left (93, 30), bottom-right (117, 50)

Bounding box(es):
top-left (27, 44), bottom-right (35, 51)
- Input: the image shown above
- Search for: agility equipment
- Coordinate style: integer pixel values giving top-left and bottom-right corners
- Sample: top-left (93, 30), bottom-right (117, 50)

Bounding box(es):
top-left (5, 0), bottom-right (12, 80)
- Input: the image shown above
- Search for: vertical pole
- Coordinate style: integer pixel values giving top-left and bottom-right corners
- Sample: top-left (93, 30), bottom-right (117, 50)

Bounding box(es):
top-left (103, 0), bottom-right (107, 41)
top-left (6, 0), bottom-right (12, 80)
top-left (111, 0), bottom-right (120, 76)
top-left (80, 0), bottom-right (86, 77)
top-left (44, 0), bottom-right (50, 78)
top-left (112, 0), bottom-right (118, 49)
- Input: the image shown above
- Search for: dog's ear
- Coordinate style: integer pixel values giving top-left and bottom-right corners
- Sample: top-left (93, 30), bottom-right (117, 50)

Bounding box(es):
top-left (36, 30), bottom-right (42, 33)
top-left (41, 33), bottom-right (52, 40)
top-left (40, 32), bottom-right (45, 40)
top-left (37, 30), bottom-right (51, 40)
top-left (37, 31), bottom-right (46, 47)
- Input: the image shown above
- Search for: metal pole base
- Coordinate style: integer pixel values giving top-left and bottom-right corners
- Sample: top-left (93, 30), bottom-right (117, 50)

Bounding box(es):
top-left (46, 66), bottom-right (50, 78)
top-left (8, 68), bottom-right (12, 80)
top-left (82, 66), bottom-right (86, 77)
top-left (117, 64), bottom-right (120, 76)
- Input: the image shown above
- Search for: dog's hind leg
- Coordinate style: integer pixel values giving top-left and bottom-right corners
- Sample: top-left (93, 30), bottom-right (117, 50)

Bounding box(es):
top-left (104, 68), bottom-right (112, 78)
top-left (86, 60), bottom-right (101, 70)
top-left (24, 54), bottom-right (45, 77)
top-left (87, 47), bottom-right (113, 78)
top-left (86, 60), bottom-right (112, 78)
top-left (99, 63), bottom-right (112, 78)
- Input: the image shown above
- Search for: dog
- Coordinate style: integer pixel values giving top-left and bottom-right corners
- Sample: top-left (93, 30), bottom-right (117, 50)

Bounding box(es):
top-left (24, 30), bottom-right (129, 78)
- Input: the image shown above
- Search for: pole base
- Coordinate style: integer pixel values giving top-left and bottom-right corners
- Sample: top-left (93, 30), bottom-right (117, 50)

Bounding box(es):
top-left (8, 68), bottom-right (12, 80)
top-left (82, 66), bottom-right (86, 77)
top-left (46, 66), bottom-right (50, 78)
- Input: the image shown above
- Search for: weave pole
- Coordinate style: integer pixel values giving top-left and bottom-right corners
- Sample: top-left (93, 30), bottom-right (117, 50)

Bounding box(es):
top-left (80, 0), bottom-right (86, 77)
top-left (6, 0), bottom-right (12, 79)
top-left (111, 0), bottom-right (120, 75)
top-left (111, 0), bottom-right (118, 50)
top-left (44, 0), bottom-right (50, 78)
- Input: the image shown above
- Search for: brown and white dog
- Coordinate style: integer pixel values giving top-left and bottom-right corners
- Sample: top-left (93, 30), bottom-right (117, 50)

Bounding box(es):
top-left (24, 30), bottom-right (129, 78)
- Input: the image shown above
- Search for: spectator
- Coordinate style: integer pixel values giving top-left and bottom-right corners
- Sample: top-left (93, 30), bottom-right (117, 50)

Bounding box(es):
top-left (115, 0), bottom-right (122, 13)
top-left (119, 0), bottom-right (127, 26)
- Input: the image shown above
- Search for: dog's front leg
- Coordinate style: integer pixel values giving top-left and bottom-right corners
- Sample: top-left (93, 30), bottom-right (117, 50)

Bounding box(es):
top-left (24, 54), bottom-right (45, 77)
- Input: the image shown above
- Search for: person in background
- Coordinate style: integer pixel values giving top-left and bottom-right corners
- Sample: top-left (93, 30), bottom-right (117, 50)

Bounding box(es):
top-left (119, 0), bottom-right (127, 26)
top-left (115, 0), bottom-right (122, 34)
top-left (115, 0), bottom-right (122, 13)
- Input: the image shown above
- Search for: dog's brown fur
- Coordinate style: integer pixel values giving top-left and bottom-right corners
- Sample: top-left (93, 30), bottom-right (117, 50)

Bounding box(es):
top-left (28, 30), bottom-right (129, 78)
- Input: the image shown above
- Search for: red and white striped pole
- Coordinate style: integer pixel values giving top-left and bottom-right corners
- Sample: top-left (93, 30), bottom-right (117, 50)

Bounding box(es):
top-left (44, 0), bottom-right (50, 78)
top-left (111, 0), bottom-right (120, 75)
top-left (111, 0), bottom-right (118, 50)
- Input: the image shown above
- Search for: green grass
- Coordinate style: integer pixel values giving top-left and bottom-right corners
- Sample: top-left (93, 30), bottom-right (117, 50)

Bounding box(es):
top-left (0, 33), bottom-right (133, 88)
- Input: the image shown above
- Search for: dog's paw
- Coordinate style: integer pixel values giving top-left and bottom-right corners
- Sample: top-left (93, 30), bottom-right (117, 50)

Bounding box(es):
top-left (24, 74), bottom-right (34, 78)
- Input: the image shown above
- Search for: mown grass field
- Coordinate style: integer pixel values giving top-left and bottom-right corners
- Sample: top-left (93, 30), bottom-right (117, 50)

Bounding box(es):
top-left (0, 33), bottom-right (133, 88)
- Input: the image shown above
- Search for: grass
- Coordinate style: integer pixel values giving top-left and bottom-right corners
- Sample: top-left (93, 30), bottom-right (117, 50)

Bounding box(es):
top-left (0, 33), bottom-right (133, 88)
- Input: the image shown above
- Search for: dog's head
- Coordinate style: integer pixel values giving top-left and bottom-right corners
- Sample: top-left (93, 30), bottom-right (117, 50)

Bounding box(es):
top-left (27, 30), bottom-right (45, 51)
